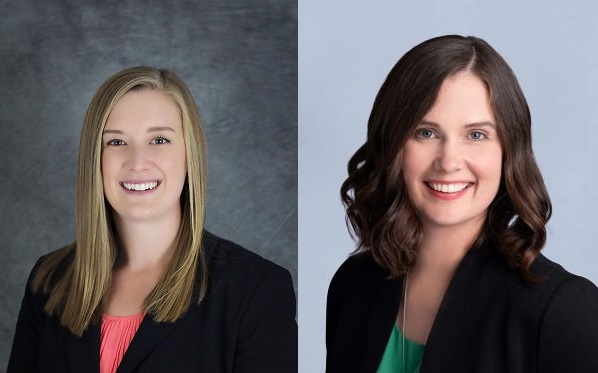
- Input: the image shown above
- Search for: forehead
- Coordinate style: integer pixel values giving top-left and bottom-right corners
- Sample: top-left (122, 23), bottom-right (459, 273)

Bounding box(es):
top-left (105, 89), bottom-right (181, 131)
top-left (423, 72), bottom-right (495, 126)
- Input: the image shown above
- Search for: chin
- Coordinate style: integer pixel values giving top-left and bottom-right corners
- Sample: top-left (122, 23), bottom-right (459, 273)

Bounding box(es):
top-left (112, 207), bottom-right (161, 222)
top-left (422, 213), bottom-right (486, 231)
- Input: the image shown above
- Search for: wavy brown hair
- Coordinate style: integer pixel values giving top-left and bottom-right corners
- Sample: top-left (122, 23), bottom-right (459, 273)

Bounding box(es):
top-left (341, 35), bottom-right (552, 282)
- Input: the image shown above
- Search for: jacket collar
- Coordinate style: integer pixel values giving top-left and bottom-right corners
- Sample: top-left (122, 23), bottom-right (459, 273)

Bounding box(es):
top-left (421, 247), bottom-right (491, 370)
top-left (362, 273), bottom-right (403, 372)
top-left (66, 314), bottom-right (182, 373)
top-left (66, 230), bottom-right (217, 373)
top-left (359, 247), bottom-right (493, 372)
top-left (115, 317), bottom-right (180, 373)
top-left (67, 322), bottom-right (101, 373)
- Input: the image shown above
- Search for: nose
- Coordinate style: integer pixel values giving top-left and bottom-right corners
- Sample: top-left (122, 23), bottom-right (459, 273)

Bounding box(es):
top-left (434, 139), bottom-right (465, 173)
top-left (125, 145), bottom-right (151, 172)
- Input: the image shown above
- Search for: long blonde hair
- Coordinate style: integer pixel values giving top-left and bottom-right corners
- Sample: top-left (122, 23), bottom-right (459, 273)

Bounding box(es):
top-left (33, 67), bottom-right (208, 337)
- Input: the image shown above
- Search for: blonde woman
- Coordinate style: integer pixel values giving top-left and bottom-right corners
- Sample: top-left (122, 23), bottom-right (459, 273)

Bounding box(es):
top-left (8, 67), bottom-right (297, 373)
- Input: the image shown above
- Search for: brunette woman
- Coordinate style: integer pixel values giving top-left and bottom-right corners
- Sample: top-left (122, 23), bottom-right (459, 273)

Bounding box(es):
top-left (326, 35), bottom-right (598, 373)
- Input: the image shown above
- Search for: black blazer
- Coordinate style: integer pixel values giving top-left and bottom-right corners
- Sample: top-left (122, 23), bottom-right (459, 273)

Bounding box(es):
top-left (326, 247), bottom-right (598, 372)
top-left (8, 231), bottom-right (297, 373)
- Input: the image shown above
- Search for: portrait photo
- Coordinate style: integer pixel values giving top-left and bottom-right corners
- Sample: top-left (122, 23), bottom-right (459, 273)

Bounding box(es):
top-left (299, 1), bottom-right (598, 372)
top-left (1, 1), bottom-right (297, 371)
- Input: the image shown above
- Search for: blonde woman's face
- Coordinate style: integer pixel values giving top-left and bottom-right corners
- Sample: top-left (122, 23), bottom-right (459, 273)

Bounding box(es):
top-left (101, 89), bottom-right (187, 223)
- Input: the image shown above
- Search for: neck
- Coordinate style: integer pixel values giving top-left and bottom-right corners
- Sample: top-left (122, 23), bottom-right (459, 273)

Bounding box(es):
top-left (112, 209), bottom-right (181, 271)
top-left (412, 222), bottom-right (482, 277)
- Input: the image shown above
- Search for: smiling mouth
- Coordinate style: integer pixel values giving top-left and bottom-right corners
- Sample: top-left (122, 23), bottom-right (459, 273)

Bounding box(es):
top-left (121, 181), bottom-right (160, 191)
top-left (426, 182), bottom-right (472, 194)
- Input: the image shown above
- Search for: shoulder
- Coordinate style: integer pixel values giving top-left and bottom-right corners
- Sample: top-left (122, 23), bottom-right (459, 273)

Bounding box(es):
top-left (506, 253), bottom-right (597, 307)
top-left (530, 253), bottom-right (579, 285)
top-left (328, 251), bottom-right (392, 298)
top-left (28, 244), bottom-right (74, 295)
top-left (200, 231), bottom-right (297, 371)
top-left (326, 251), bottom-right (401, 372)
top-left (529, 251), bottom-right (598, 308)
top-left (202, 230), bottom-right (290, 280)
top-left (528, 255), bottom-right (598, 370)
top-left (9, 247), bottom-right (73, 350)
top-left (475, 250), bottom-right (598, 312)
top-left (327, 250), bottom-right (400, 320)
top-left (201, 230), bottom-right (294, 301)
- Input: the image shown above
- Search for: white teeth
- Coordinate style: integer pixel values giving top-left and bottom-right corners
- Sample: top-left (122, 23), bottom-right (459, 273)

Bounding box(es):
top-left (122, 181), bottom-right (158, 191)
top-left (428, 182), bottom-right (470, 193)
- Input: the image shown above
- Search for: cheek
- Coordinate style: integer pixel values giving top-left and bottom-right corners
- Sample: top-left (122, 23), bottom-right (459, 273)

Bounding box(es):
top-left (472, 148), bottom-right (503, 187)
top-left (402, 145), bottom-right (429, 183)
top-left (400, 148), bottom-right (426, 203)
top-left (100, 153), bottom-right (120, 204)
top-left (101, 152), bottom-right (116, 183)
top-left (179, 149), bottom-right (187, 175)
top-left (175, 147), bottom-right (187, 177)
top-left (161, 147), bottom-right (187, 181)
top-left (487, 148), bottom-right (503, 180)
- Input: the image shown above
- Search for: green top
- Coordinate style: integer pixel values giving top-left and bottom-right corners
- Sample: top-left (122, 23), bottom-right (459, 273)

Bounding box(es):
top-left (376, 324), bottom-right (425, 373)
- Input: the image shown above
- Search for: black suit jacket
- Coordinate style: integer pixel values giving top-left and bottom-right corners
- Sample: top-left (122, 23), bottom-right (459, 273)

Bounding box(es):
top-left (8, 231), bottom-right (297, 373)
top-left (326, 247), bottom-right (598, 372)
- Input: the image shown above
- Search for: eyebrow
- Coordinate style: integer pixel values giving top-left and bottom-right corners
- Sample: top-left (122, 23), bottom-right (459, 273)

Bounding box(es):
top-left (418, 120), bottom-right (496, 129)
top-left (102, 126), bottom-right (177, 135)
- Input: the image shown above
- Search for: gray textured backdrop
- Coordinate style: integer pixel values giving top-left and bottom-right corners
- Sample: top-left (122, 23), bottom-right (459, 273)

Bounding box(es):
top-left (0, 0), bottom-right (297, 368)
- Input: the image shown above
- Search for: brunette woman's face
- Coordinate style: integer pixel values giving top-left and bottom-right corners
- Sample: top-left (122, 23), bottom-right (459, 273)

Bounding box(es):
top-left (101, 89), bottom-right (187, 223)
top-left (401, 71), bottom-right (502, 235)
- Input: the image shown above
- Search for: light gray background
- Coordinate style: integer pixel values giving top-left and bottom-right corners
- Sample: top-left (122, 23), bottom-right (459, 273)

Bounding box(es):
top-left (0, 1), bottom-right (297, 369)
top-left (299, 1), bottom-right (598, 371)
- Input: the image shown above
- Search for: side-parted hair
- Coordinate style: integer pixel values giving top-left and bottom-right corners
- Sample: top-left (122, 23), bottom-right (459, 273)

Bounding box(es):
top-left (341, 35), bottom-right (552, 282)
top-left (32, 67), bottom-right (208, 336)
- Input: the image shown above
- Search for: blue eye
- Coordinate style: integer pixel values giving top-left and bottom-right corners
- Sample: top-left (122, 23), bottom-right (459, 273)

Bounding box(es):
top-left (469, 131), bottom-right (486, 141)
top-left (415, 128), bottom-right (437, 139)
top-left (106, 139), bottom-right (126, 146)
top-left (151, 136), bottom-right (171, 145)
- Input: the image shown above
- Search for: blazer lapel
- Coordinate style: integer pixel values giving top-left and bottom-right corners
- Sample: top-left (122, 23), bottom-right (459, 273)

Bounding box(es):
top-left (115, 314), bottom-right (181, 373)
top-left (65, 314), bottom-right (181, 373)
top-left (67, 322), bottom-right (101, 373)
top-left (115, 233), bottom-right (214, 373)
top-left (422, 248), bottom-right (490, 371)
top-left (363, 274), bottom-right (403, 373)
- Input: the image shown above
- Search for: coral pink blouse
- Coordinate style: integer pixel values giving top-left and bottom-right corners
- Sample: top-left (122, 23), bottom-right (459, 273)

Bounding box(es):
top-left (100, 313), bottom-right (145, 373)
